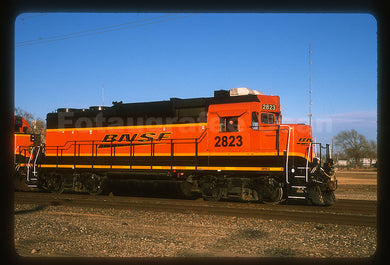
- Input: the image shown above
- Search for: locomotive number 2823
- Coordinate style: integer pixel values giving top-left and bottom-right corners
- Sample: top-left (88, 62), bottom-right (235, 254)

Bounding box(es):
top-left (214, 135), bottom-right (243, 147)
top-left (262, 104), bottom-right (276, 110)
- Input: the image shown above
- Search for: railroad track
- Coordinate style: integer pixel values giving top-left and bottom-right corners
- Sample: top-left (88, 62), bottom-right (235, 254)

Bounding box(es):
top-left (14, 191), bottom-right (376, 227)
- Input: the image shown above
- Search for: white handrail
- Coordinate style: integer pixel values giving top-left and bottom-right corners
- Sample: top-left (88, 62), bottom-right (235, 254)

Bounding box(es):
top-left (305, 142), bottom-right (312, 182)
top-left (26, 146), bottom-right (36, 182)
top-left (33, 146), bottom-right (41, 176)
top-left (279, 125), bottom-right (292, 184)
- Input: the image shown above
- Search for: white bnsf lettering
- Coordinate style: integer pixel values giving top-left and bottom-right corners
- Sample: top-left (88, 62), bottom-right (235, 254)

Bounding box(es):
top-left (98, 132), bottom-right (172, 148)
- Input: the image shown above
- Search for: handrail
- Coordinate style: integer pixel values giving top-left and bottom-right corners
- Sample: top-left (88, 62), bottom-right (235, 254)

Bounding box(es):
top-left (44, 128), bottom-right (209, 155)
top-left (33, 146), bottom-right (41, 176)
top-left (305, 142), bottom-right (312, 182)
top-left (42, 129), bottom-right (209, 170)
top-left (279, 125), bottom-right (292, 184)
top-left (26, 146), bottom-right (36, 182)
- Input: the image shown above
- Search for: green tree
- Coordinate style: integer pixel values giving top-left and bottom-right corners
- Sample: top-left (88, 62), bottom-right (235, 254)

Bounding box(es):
top-left (334, 129), bottom-right (370, 168)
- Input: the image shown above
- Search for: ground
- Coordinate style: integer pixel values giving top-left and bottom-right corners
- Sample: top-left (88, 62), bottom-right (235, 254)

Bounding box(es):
top-left (13, 170), bottom-right (377, 258)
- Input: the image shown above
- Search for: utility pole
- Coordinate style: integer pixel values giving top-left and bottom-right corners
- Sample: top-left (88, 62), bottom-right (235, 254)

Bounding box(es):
top-left (102, 84), bottom-right (104, 107)
top-left (308, 44), bottom-right (312, 126)
top-left (331, 138), bottom-right (334, 159)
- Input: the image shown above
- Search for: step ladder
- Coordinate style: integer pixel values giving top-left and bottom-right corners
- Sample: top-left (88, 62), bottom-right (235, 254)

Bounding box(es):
top-left (26, 146), bottom-right (41, 188)
top-left (282, 127), bottom-right (312, 202)
top-left (286, 166), bottom-right (310, 201)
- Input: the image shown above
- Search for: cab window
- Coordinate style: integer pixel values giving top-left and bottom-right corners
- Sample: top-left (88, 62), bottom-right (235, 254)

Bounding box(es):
top-left (261, 113), bottom-right (275, 124)
top-left (220, 116), bottom-right (239, 132)
top-left (15, 117), bottom-right (23, 133)
top-left (251, 112), bottom-right (259, 130)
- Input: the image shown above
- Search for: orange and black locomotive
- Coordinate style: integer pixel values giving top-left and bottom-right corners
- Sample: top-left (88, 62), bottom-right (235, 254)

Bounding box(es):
top-left (15, 88), bottom-right (337, 205)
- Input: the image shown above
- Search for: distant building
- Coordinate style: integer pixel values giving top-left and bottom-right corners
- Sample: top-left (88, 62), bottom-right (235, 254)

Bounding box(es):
top-left (337, 160), bottom-right (348, 167)
top-left (336, 158), bottom-right (376, 168)
top-left (361, 158), bottom-right (371, 167)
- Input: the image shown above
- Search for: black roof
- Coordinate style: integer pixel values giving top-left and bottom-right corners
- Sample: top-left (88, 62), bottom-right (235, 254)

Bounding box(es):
top-left (46, 90), bottom-right (261, 129)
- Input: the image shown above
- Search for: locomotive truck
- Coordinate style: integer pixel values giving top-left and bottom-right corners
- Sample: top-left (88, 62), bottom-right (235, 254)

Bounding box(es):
top-left (14, 88), bottom-right (337, 205)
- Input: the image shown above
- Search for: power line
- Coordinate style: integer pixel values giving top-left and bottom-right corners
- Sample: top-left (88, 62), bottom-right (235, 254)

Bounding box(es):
top-left (16, 14), bottom-right (199, 47)
top-left (16, 13), bottom-right (176, 45)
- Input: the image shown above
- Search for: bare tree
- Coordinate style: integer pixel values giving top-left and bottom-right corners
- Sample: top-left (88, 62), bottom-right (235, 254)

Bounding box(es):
top-left (366, 139), bottom-right (377, 165)
top-left (334, 129), bottom-right (370, 168)
top-left (15, 107), bottom-right (34, 124)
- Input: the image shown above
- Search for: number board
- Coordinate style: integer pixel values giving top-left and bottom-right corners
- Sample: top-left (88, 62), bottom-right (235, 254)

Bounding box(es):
top-left (262, 104), bottom-right (276, 111)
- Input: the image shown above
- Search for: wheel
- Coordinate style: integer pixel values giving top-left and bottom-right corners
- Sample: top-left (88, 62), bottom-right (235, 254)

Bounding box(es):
top-left (46, 173), bottom-right (64, 194)
top-left (201, 183), bottom-right (223, 201)
top-left (264, 187), bottom-right (283, 203)
top-left (84, 173), bottom-right (104, 195)
top-left (210, 185), bottom-right (223, 201)
top-left (257, 183), bottom-right (283, 203)
top-left (200, 177), bottom-right (223, 201)
top-left (322, 190), bottom-right (336, 206)
top-left (177, 181), bottom-right (195, 199)
top-left (307, 185), bottom-right (325, 206)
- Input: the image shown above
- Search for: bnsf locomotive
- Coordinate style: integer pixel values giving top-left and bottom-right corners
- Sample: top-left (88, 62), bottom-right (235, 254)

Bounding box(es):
top-left (14, 88), bottom-right (337, 206)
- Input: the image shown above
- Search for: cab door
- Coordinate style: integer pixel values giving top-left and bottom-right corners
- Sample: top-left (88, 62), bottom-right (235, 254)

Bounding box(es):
top-left (250, 111), bottom-right (279, 153)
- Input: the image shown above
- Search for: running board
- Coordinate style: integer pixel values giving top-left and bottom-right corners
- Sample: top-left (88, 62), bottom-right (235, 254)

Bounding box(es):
top-left (287, 196), bottom-right (306, 199)
top-left (27, 177), bottom-right (39, 188)
top-left (286, 184), bottom-right (308, 200)
top-left (291, 185), bottom-right (306, 189)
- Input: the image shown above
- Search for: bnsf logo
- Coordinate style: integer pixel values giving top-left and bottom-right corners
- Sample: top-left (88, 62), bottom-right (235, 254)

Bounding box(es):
top-left (297, 137), bottom-right (312, 145)
top-left (98, 132), bottom-right (172, 148)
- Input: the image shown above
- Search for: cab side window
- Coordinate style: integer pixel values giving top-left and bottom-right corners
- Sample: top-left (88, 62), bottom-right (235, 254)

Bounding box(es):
top-left (252, 112), bottom-right (259, 130)
top-left (261, 113), bottom-right (275, 124)
top-left (15, 118), bottom-right (22, 133)
top-left (220, 116), bottom-right (239, 132)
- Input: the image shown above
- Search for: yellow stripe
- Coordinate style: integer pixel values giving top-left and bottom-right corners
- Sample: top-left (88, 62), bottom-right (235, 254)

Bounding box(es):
top-left (75, 165), bottom-right (92, 169)
top-left (40, 164), bottom-right (74, 168)
top-left (38, 164), bottom-right (284, 172)
top-left (15, 134), bottom-right (31, 137)
top-left (44, 151), bottom-right (307, 158)
top-left (46, 123), bottom-right (207, 132)
top-left (14, 153), bottom-right (29, 156)
top-left (197, 166), bottom-right (283, 171)
top-left (93, 165), bottom-right (111, 169)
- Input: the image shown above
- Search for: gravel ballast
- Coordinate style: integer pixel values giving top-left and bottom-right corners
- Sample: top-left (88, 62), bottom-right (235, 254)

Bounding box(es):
top-left (14, 202), bottom-right (376, 258)
top-left (14, 171), bottom-right (378, 258)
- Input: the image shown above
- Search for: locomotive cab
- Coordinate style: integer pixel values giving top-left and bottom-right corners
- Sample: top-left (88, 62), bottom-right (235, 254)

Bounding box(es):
top-left (15, 116), bottom-right (30, 134)
top-left (14, 116), bottom-right (41, 190)
top-left (207, 93), bottom-right (282, 153)
top-left (205, 89), bottom-right (336, 205)
top-left (14, 116), bottom-right (33, 157)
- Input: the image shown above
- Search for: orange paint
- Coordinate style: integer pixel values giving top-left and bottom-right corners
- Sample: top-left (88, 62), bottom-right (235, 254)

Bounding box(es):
top-left (44, 94), bottom-right (312, 161)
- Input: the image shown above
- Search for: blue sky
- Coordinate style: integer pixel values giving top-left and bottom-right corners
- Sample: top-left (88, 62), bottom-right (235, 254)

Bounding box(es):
top-left (14, 13), bottom-right (377, 144)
